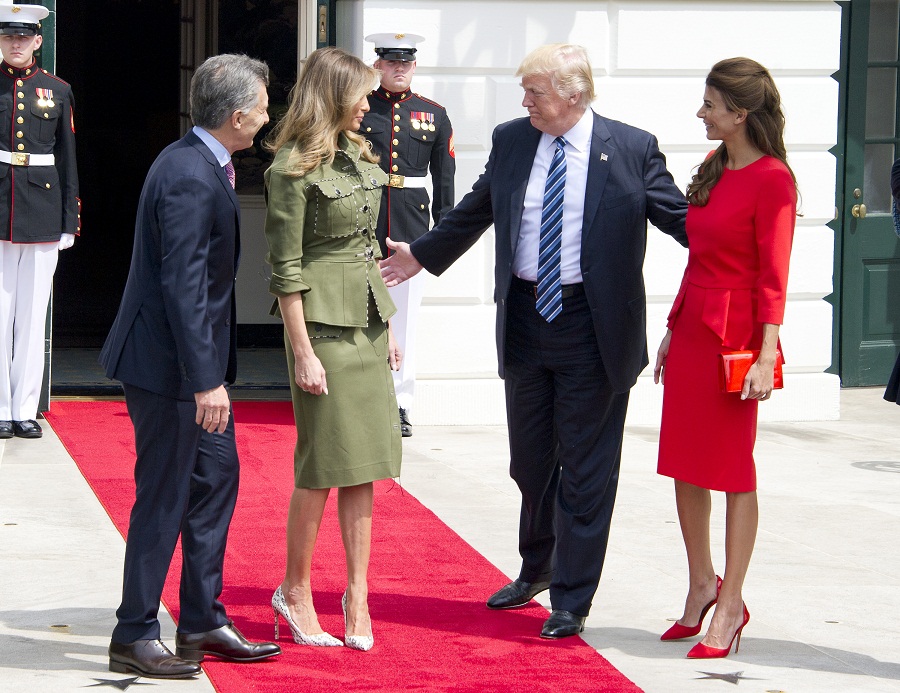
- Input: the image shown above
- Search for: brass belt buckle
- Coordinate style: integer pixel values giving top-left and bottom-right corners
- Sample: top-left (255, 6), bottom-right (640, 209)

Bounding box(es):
top-left (389, 173), bottom-right (405, 188)
top-left (13, 152), bottom-right (29, 166)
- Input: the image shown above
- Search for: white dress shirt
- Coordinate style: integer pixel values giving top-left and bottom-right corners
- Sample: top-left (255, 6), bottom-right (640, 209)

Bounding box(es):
top-left (512, 107), bottom-right (594, 284)
top-left (192, 125), bottom-right (232, 169)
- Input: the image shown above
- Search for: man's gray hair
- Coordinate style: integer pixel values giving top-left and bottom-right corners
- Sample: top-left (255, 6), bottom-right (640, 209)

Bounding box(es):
top-left (190, 54), bottom-right (270, 130)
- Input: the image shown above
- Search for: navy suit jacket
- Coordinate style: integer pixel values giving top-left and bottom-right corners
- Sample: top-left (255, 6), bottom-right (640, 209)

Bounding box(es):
top-left (411, 112), bottom-right (688, 394)
top-left (100, 131), bottom-right (240, 400)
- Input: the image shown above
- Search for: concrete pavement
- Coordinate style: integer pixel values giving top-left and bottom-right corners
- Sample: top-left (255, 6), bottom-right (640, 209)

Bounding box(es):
top-left (1, 387), bottom-right (898, 692)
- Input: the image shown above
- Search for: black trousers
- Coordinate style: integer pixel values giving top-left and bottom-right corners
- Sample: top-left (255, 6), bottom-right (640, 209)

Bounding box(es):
top-left (504, 283), bottom-right (629, 617)
top-left (111, 384), bottom-right (239, 644)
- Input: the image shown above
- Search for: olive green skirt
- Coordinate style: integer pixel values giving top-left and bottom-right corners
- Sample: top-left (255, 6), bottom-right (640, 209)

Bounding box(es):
top-left (285, 316), bottom-right (401, 489)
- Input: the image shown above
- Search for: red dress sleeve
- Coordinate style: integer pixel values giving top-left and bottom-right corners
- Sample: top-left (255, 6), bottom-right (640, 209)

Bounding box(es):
top-left (753, 166), bottom-right (796, 325)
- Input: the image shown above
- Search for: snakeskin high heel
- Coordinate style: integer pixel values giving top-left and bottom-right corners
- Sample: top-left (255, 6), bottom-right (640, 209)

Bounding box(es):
top-left (271, 586), bottom-right (343, 647)
top-left (342, 591), bottom-right (374, 651)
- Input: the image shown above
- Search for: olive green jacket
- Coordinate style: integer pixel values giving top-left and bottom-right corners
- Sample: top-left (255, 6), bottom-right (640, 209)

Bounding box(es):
top-left (264, 136), bottom-right (396, 326)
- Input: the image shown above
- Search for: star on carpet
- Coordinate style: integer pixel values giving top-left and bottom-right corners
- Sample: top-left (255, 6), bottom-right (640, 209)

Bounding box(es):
top-left (85, 677), bottom-right (154, 690)
top-left (696, 670), bottom-right (765, 685)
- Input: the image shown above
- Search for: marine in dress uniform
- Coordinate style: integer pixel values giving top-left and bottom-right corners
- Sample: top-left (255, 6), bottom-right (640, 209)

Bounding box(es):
top-left (362, 32), bottom-right (455, 436)
top-left (0, 1), bottom-right (80, 439)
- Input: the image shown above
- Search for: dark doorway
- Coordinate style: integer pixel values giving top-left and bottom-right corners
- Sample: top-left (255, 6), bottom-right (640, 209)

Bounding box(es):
top-left (53, 1), bottom-right (182, 347)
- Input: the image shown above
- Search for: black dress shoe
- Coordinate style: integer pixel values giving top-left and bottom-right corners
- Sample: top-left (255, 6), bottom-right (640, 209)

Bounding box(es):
top-left (486, 578), bottom-right (552, 610)
top-left (0, 421), bottom-right (13, 439)
top-left (12, 419), bottom-right (42, 438)
top-left (399, 408), bottom-right (412, 437)
top-left (175, 622), bottom-right (281, 662)
top-left (109, 639), bottom-right (200, 679)
top-left (540, 609), bottom-right (586, 639)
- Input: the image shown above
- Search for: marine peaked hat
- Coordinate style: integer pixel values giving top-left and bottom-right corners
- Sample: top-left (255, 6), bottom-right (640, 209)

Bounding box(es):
top-left (365, 32), bottom-right (425, 62)
top-left (0, 0), bottom-right (49, 36)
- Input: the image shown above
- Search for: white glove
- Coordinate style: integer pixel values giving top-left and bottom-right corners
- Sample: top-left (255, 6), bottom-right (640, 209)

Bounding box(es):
top-left (58, 233), bottom-right (75, 250)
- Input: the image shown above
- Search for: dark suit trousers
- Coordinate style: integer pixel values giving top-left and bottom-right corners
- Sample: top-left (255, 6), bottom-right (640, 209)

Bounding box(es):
top-left (112, 384), bottom-right (239, 644)
top-left (504, 284), bottom-right (629, 617)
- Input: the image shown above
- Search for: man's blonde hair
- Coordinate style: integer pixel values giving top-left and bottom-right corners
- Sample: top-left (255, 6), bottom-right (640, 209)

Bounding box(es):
top-left (516, 44), bottom-right (595, 110)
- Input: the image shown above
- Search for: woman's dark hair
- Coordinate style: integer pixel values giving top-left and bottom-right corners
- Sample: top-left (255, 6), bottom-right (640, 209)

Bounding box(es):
top-left (687, 57), bottom-right (798, 206)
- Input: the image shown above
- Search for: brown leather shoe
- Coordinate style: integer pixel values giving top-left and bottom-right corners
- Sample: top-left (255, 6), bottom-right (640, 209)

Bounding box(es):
top-left (176, 622), bottom-right (281, 662)
top-left (108, 638), bottom-right (200, 679)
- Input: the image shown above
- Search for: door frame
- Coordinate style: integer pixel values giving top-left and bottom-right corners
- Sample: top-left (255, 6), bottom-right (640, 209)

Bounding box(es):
top-left (831, 0), bottom-right (900, 387)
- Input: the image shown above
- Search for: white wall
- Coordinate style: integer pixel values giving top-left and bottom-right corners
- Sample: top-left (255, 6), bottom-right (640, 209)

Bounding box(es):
top-left (339, 0), bottom-right (842, 424)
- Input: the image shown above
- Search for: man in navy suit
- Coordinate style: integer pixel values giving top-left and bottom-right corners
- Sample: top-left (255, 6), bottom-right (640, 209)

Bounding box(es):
top-left (382, 44), bottom-right (688, 638)
top-left (100, 54), bottom-right (280, 678)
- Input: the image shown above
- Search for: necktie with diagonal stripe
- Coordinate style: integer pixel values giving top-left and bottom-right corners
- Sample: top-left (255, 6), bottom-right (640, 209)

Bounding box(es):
top-left (536, 136), bottom-right (567, 322)
top-left (225, 160), bottom-right (236, 189)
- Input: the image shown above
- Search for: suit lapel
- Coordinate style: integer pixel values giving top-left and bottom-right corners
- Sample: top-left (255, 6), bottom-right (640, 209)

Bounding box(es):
top-left (185, 131), bottom-right (241, 270)
top-left (508, 126), bottom-right (542, 261)
top-left (186, 131), bottom-right (241, 215)
top-left (582, 113), bottom-right (614, 244)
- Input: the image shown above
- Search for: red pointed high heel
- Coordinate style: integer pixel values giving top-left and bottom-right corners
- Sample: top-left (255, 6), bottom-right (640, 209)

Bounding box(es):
top-left (686, 602), bottom-right (750, 659)
top-left (660, 575), bottom-right (722, 641)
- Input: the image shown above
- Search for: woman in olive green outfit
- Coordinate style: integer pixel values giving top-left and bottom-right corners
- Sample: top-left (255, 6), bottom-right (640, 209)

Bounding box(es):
top-left (263, 47), bottom-right (401, 652)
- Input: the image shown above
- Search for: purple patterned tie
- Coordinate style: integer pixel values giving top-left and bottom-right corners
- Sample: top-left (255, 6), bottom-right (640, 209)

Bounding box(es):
top-left (225, 160), bottom-right (236, 189)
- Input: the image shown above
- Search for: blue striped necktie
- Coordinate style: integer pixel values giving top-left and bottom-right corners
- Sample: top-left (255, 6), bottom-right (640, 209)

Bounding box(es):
top-left (536, 136), bottom-right (567, 322)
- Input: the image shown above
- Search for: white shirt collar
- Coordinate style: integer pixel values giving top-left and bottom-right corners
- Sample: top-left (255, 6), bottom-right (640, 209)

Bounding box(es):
top-left (540, 107), bottom-right (594, 154)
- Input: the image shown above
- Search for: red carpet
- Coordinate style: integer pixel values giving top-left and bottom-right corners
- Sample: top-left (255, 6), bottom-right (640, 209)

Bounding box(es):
top-left (46, 401), bottom-right (641, 693)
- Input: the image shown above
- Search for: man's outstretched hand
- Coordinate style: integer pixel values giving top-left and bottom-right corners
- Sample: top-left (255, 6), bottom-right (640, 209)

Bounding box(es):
top-left (380, 238), bottom-right (424, 287)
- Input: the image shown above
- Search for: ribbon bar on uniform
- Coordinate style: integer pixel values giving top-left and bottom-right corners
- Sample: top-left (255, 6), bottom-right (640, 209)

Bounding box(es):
top-left (0, 150), bottom-right (56, 167)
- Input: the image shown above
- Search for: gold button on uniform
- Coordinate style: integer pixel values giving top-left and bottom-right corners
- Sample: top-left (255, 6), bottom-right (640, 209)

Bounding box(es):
top-left (17, 103), bottom-right (24, 110)
top-left (391, 152), bottom-right (398, 158)
top-left (16, 79), bottom-right (23, 86)
top-left (423, 135), bottom-right (428, 140)
top-left (16, 131), bottom-right (23, 138)
top-left (17, 91), bottom-right (23, 98)
top-left (17, 143), bottom-right (24, 151)
top-left (394, 102), bottom-right (401, 109)
top-left (366, 127), bottom-right (371, 132)
top-left (45, 183), bottom-right (51, 189)
top-left (394, 125), bottom-right (400, 132)
top-left (392, 165), bottom-right (398, 172)
top-left (16, 116), bottom-right (23, 124)
top-left (394, 114), bottom-right (400, 121)
top-left (420, 204), bottom-right (425, 210)
top-left (392, 139), bottom-right (399, 145)
top-left (43, 113), bottom-right (48, 118)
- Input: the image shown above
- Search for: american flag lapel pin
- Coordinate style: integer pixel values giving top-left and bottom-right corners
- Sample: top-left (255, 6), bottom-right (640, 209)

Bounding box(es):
top-left (600, 153), bottom-right (608, 162)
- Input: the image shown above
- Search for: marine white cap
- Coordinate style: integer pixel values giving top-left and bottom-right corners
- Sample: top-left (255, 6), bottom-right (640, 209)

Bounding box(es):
top-left (365, 32), bottom-right (425, 62)
top-left (0, 0), bottom-right (49, 36)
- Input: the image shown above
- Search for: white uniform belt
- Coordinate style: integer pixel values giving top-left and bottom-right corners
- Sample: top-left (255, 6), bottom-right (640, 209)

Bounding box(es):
top-left (388, 174), bottom-right (427, 189)
top-left (0, 150), bottom-right (55, 166)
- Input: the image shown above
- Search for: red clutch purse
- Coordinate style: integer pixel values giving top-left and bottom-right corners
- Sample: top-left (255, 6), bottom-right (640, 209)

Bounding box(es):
top-left (718, 350), bottom-right (784, 393)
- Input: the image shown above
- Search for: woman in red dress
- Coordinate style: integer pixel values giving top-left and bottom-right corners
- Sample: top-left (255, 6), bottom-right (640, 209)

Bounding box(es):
top-left (654, 58), bottom-right (797, 659)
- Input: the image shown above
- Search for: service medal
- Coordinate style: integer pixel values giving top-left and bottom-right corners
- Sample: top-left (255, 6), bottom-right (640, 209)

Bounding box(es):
top-left (411, 119), bottom-right (421, 130)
